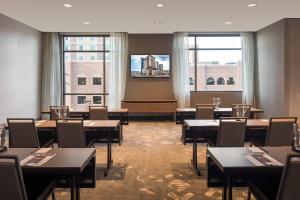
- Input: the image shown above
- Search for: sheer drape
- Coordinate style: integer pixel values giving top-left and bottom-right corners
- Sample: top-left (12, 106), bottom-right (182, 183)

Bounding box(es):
top-left (241, 32), bottom-right (255, 105)
top-left (172, 32), bottom-right (190, 108)
top-left (108, 32), bottom-right (128, 109)
top-left (41, 33), bottom-right (62, 110)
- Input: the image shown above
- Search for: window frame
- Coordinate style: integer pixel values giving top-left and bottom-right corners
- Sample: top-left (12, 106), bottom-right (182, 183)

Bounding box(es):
top-left (62, 35), bottom-right (110, 106)
top-left (188, 33), bottom-right (242, 92)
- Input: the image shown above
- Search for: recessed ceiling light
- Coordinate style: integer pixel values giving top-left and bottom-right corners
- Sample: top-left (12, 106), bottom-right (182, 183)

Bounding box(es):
top-left (63, 3), bottom-right (72, 8)
top-left (156, 3), bottom-right (164, 8)
top-left (224, 21), bottom-right (233, 25)
top-left (83, 21), bottom-right (91, 25)
top-left (154, 21), bottom-right (162, 25)
top-left (248, 3), bottom-right (257, 7)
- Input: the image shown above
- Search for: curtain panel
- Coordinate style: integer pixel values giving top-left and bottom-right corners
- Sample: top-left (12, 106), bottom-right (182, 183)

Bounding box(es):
top-left (241, 32), bottom-right (255, 105)
top-left (108, 32), bottom-right (128, 109)
top-left (41, 32), bottom-right (62, 110)
top-left (172, 32), bottom-right (190, 108)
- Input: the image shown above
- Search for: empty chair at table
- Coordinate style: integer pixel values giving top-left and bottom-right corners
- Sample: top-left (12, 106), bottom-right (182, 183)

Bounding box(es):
top-left (264, 117), bottom-right (297, 147)
top-left (0, 155), bottom-right (55, 200)
top-left (89, 106), bottom-right (108, 120)
top-left (195, 104), bottom-right (215, 119)
top-left (50, 106), bottom-right (70, 120)
top-left (247, 154), bottom-right (300, 200)
top-left (209, 117), bottom-right (247, 147)
top-left (56, 118), bottom-right (93, 148)
top-left (7, 118), bottom-right (40, 148)
top-left (231, 104), bottom-right (252, 118)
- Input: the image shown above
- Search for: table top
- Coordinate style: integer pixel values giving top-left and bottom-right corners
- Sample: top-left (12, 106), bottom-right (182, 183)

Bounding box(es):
top-left (184, 119), bottom-right (269, 129)
top-left (176, 107), bottom-right (263, 113)
top-left (41, 108), bottom-right (128, 114)
top-left (207, 146), bottom-right (294, 172)
top-left (35, 120), bottom-right (120, 129)
top-left (0, 148), bottom-right (96, 173)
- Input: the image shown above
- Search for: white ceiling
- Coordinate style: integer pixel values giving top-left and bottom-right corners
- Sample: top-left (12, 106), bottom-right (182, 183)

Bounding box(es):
top-left (0, 0), bottom-right (300, 33)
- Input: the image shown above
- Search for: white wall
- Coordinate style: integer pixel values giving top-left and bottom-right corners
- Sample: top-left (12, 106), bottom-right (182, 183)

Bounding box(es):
top-left (0, 14), bottom-right (42, 123)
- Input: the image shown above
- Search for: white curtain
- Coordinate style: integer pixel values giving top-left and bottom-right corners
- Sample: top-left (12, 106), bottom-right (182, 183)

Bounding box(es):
top-left (241, 32), bottom-right (255, 105)
top-left (108, 32), bottom-right (128, 109)
top-left (41, 33), bottom-right (62, 109)
top-left (172, 32), bottom-right (190, 108)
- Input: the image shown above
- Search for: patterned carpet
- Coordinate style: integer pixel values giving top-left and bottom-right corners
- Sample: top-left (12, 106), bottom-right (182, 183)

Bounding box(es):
top-left (55, 122), bottom-right (252, 200)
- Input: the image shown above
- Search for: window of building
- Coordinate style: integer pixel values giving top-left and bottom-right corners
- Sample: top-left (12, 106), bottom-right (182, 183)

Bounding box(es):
top-left (77, 96), bottom-right (86, 104)
top-left (77, 77), bottom-right (86, 85)
top-left (63, 35), bottom-right (109, 108)
top-left (227, 77), bottom-right (235, 85)
top-left (206, 77), bottom-right (215, 85)
top-left (217, 77), bottom-right (225, 85)
top-left (188, 35), bottom-right (242, 91)
top-left (189, 77), bottom-right (195, 85)
top-left (93, 77), bottom-right (102, 85)
top-left (93, 96), bottom-right (102, 104)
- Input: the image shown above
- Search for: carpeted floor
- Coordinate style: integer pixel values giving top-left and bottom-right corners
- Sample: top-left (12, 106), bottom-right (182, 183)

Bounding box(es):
top-left (55, 122), bottom-right (252, 200)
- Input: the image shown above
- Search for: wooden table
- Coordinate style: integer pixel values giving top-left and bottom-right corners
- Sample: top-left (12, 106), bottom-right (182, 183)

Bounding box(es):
top-left (184, 119), bottom-right (269, 175)
top-left (175, 107), bottom-right (264, 124)
top-left (41, 108), bottom-right (129, 125)
top-left (207, 146), bottom-right (296, 200)
top-left (0, 148), bottom-right (96, 200)
top-left (36, 120), bottom-right (120, 176)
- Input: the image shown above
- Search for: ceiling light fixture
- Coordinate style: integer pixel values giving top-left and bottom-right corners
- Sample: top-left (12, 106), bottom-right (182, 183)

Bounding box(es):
top-left (83, 21), bottom-right (91, 25)
top-left (156, 3), bottom-right (164, 8)
top-left (224, 21), bottom-right (233, 25)
top-left (63, 3), bottom-right (72, 8)
top-left (248, 3), bottom-right (257, 7)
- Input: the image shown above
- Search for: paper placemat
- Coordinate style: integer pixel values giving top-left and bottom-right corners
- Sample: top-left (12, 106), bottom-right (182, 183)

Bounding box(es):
top-left (246, 153), bottom-right (282, 166)
top-left (21, 150), bottom-right (55, 167)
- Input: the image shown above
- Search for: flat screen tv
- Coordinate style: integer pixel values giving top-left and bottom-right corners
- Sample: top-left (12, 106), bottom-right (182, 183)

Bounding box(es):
top-left (130, 55), bottom-right (170, 78)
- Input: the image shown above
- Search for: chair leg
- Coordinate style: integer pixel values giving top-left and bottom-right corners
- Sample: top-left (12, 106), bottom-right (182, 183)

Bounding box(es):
top-left (52, 191), bottom-right (55, 200)
top-left (247, 189), bottom-right (251, 200)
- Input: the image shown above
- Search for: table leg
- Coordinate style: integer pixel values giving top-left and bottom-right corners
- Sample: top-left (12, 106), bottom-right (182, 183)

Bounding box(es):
top-left (71, 173), bottom-right (76, 200)
top-left (191, 131), bottom-right (201, 176)
top-left (75, 173), bottom-right (80, 200)
top-left (105, 130), bottom-right (112, 177)
top-left (226, 173), bottom-right (232, 200)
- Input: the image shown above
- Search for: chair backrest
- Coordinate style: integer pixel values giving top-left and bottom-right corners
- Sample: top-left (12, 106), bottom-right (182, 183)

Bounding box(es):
top-left (276, 154), bottom-right (300, 200)
top-left (50, 106), bottom-right (70, 120)
top-left (0, 155), bottom-right (28, 200)
top-left (265, 117), bottom-right (297, 147)
top-left (216, 117), bottom-right (247, 147)
top-left (89, 106), bottom-right (108, 120)
top-left (232, 104), bottom-right (252, 118)
top-left (7, 118), bottom-right (40, 148)
top-left (56, 118), bottom-right (86, 148)
top-left (195, 104), bottom-right (215, 119)
top-left (0, 124), bottom-right (5, 146)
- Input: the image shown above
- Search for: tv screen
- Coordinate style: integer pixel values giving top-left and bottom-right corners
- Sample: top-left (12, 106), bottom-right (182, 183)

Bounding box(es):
top-left (130, 55), bottom-right (170, 78)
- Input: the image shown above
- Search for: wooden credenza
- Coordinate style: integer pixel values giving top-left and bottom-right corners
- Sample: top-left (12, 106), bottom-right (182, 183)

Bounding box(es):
top-left (121, 99), bottom-right (178, 113)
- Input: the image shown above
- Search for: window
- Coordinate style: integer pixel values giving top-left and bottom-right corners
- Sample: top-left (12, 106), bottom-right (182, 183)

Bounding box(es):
top-left (206, 77), bottom-right (215, 85)
top-left (93, 96), bottom-right (102, 104)
top-left (77, 96), bottom-right (86, 104)
top-left (63, 36), bottom-right (110, 108)
top-left (93, 77), bottom-right (101, 85)
top-left (188, 35), bottom-right (242, 91)
top-left (217, 77), bottom-right (225, 85)
top-left (227, 77), bottom-right (235, 85)
top-left (77, 77), bottom-right (86, 85)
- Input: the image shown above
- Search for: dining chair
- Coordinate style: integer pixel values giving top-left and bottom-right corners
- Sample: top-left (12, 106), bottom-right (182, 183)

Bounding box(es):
top-left (7, 118), bottom-right (40, 148)
top-left (195, 104), bottom-right (215, 119)
top-left (231, 104), bottom-right (252, 118)
top-left (89, 105), bottom-right (108, 120)
top-left (0, 155), bottom-right (55, 200)
top-left (265, 117), bottom-right (297, 147)
top-left (56, 118), bottom-right (94, 148)
top-left (210, 117), bottom-right (247, 147)
top-left (50, 106), bottom-right (70, 120)
top-left (247, 154), bottom-right (300, 200)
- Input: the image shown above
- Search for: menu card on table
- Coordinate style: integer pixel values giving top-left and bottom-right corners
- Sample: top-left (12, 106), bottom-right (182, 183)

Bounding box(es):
top-left (21, 148), bottom-right (55, 167)
top-left (246, 147), bottom-right (282, 166)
